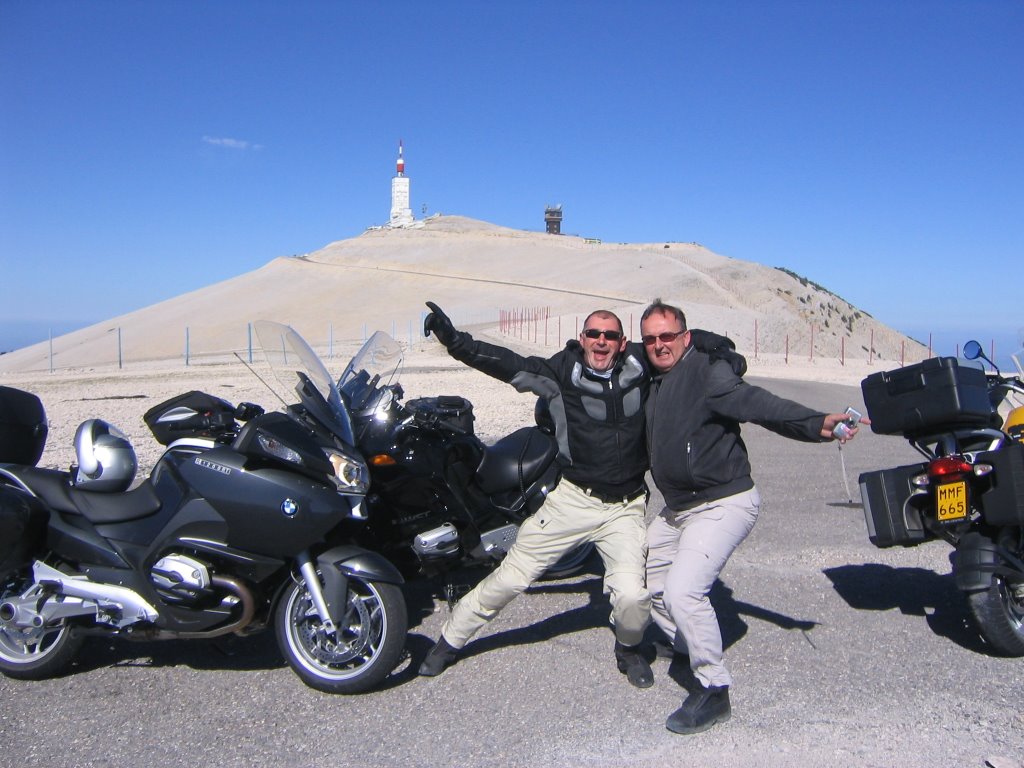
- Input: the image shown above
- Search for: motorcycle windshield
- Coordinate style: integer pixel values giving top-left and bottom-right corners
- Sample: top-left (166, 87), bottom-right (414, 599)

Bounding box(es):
top-left (1014, 327), bottom-right (1024, 376)
top-left (337, 331), bottom-right (405, 416)
top-left (252, 321), bottom-right (356, 445)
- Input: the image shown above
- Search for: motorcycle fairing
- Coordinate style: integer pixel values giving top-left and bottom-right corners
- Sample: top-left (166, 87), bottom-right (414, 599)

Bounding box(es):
top-left (174, 445), bottom-right (357, 558)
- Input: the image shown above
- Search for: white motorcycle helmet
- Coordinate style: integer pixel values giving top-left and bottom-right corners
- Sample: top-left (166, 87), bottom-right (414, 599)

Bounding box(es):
top-left (73, 419), bottom-right (137, 492)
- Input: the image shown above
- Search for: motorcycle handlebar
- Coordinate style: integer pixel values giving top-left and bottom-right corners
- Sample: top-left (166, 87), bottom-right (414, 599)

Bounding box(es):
top-left (409, 406), bottom-right (469, 436)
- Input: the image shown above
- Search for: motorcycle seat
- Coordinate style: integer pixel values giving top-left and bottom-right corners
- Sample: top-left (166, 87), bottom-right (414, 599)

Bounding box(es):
top-left (0, 465), bottom-right (79, 514)
top-left (0, 465), bottom-right (162, 524)
top-left (475, 427), bottom-right (557, 495)
top-left (68, 480), bottom-right (162, 524)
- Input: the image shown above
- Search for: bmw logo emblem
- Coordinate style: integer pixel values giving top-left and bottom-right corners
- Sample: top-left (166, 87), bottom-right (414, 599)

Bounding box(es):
top-left (281, 499), bottom-right (298, 518)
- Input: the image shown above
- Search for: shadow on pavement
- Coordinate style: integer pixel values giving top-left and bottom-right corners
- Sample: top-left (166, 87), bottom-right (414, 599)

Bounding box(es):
top-left (68, 629), bottom-right (284, 676)
top-left (823, 562), bottom-right (989, 654)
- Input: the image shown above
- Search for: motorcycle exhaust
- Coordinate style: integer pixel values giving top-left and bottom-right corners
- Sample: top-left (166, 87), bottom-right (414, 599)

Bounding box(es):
top-left (118, 575), bottom-right (257, 641)
top-left (172, 573), bottom-right (256, 638)
top-left (141, 575), bottom-right (256, 640)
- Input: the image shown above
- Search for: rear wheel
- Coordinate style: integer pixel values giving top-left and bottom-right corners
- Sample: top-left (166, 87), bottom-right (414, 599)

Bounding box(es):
top-left (0, 572), bottom-right (85, 679)
top-left (966, 530), bottom-right (1024, 656)
top-left (967, 573), bottom-right (1024, 656)
top-left (276, 570), bottom-right (407, 694)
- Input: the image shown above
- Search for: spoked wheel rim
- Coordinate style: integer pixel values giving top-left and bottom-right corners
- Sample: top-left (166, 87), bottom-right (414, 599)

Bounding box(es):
top-left (0, 621), bottom-right (71, 664)
top-left (995, 575), bottom-right (1024, 634)
top-left (0, 573), bottom-right (82, 676)
top-left (283, 577), bottom-right (389, 681)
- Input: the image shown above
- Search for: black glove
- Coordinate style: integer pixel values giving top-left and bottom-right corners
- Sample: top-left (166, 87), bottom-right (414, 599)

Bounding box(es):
top-left (423, 301), bottom-right (458, 347)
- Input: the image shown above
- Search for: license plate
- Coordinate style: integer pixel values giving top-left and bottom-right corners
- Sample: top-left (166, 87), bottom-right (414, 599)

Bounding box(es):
top-left (935, 481), bottom-right (968, 523)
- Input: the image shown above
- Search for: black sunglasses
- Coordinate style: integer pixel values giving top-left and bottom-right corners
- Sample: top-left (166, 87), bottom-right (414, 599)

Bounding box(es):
top-left (641, 330), bottom-right (686, 345)
top-left (582, 328), bottom-right (623, 341)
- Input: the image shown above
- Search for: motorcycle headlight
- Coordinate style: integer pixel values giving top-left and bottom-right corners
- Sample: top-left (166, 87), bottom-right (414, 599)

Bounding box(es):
top-left (326, 449), bottom-right (370, 495)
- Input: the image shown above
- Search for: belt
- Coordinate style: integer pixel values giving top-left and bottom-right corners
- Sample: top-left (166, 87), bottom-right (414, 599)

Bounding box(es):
top-left (581, 483), bottom-right (647, 505)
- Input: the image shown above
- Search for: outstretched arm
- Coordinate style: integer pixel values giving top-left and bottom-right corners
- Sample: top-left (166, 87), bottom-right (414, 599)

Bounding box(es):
top-left (423, 301), bottom-right (556, 385)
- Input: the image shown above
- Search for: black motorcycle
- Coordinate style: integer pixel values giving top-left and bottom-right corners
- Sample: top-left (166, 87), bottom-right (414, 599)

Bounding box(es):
top-left (858, 340), bottom-right (1024, 655)
top-left (336, 331), bottom-right (592, 586)
top-left (0, 321), bottom-right (407, 693)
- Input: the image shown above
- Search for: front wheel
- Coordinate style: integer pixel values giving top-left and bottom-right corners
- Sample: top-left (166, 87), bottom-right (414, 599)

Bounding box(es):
top-left (967, 574), bottom-right (1024, 656)
top-left (0, 572), bottom-right (85, 679)
top-left (275, 570), bottom-right (407, 694)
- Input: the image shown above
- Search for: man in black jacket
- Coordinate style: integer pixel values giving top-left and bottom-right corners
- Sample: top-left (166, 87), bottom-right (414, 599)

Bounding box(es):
top-left (418, 302), bottom-right (655, 688)
top-left (639, 299), bottom-right (862, 735)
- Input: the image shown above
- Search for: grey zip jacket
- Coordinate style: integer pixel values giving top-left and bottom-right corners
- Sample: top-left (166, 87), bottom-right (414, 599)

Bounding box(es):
top-left (646, 344), bottom-right (828, 511)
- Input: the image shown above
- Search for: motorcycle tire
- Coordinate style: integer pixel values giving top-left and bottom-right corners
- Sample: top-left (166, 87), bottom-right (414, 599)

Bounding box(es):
top-left (0, 572), bottom-right (85, 680)
top-left (967, 573), bottom-right (1024, 657)
top-left (275, 570), bottom-right (408, 694)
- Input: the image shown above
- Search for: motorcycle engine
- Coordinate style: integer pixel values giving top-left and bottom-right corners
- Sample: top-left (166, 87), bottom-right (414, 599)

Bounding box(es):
top-left (412, 523), bottom-right (460, 562)
top-left (150, 554), bottom-right (212, 604)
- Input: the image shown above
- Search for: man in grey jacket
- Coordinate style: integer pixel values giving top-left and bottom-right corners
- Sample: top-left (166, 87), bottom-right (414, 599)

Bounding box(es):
top-left (639, 299), bottom-right (863, 735)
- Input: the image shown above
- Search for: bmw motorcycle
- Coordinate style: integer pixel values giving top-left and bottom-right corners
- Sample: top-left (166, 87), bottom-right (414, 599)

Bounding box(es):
top-left (337, 331), bottom-right (592, 587)
top-left (0, 321), bottom-right (407, 693)
top-left (859, 340), bottom-right (1024, 655)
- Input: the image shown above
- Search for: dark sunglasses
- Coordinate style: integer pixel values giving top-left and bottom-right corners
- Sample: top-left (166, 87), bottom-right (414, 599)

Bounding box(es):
top-left (582, 328), bottom-right (623, 341)
top-left (641, 330), bottom-right (686, 345)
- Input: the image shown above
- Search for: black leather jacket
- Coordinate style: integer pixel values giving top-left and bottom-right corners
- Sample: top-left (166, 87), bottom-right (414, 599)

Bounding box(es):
top-left (444, 332), bottom-right (649, 497)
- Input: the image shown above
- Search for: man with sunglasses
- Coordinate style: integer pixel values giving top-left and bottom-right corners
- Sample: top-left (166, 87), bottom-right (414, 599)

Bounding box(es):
top-left (418, 300), bottom-right (655, 687)
top-left (638, 299), bottom-right (863, 735)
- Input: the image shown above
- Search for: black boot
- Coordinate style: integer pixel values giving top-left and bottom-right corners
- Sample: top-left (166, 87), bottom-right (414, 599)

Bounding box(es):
top-left (650, 638), bottom-right (689, 664)
top-left (665, 683), bottom-right (731, 734)
top-left (418, 636), bottom-right (459, 677)
top-left (614, 641), bottom-right (654, 689)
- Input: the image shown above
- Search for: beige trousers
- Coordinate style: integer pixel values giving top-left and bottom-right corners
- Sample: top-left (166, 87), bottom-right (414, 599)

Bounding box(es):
top-left (441, 479), bottom-right (651, 649)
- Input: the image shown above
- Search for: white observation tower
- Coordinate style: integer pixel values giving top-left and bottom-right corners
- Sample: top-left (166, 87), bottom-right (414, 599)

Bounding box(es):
top-left (389, 141), bottom-right (415, 228)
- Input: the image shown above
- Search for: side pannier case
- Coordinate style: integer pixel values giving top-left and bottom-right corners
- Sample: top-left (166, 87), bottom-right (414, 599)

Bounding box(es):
top-left (858, 463), bottom-right (932, 548)
top-left (0, 386), bottom-right (48, 466)
top-left (0, 485), bottom-right (47, 578)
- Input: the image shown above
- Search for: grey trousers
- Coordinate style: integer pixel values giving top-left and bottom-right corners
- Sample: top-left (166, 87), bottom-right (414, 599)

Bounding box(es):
top-left (646, 486), bottom-right (761, 688)
top-left (441, 478), bottom-right (651, 649)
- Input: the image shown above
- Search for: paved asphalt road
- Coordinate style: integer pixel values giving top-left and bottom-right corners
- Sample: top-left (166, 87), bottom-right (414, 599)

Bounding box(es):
top-left (2, 378), bottom-right (1022, 768)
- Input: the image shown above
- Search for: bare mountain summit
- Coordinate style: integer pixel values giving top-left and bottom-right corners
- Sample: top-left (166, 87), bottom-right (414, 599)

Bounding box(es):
top-left (0, 215), bottom-right (923, 373)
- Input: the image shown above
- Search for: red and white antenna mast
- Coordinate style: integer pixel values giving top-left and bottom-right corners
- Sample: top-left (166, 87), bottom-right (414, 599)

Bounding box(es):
top-left (396, 140), bottom-right (405, 177)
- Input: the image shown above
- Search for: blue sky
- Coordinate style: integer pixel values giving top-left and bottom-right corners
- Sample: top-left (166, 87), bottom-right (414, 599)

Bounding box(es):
top-left (2, 1), bottom-right (1022, 362)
